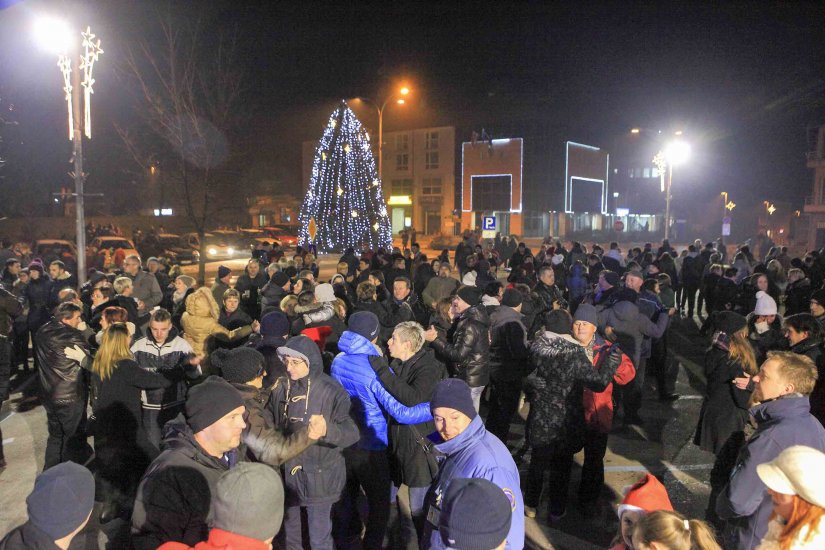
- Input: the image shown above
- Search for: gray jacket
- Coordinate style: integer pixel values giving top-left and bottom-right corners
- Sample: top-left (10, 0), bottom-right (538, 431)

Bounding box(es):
top-left (131, 270), bottom-right (162, 311)
top-left (598, 300), bottom-right (668, 367)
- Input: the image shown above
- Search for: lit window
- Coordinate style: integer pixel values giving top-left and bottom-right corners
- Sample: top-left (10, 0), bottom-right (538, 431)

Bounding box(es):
top-left (425, 151), bottom-right (439, 170)
top-left (634, 168), bottom-right (643, 178)
top-left (425, 132), bottom-right (439, 150)
top-left (643, 167), bottom-right (651, 178)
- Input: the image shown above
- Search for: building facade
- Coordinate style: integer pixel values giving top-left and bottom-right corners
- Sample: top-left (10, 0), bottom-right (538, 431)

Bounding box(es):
top-left (380, 126), bottom-right (457, 236)
top-left (460, 138), bottom-right (523, 237)
top-left (802, 124), bottom-right (825, 249)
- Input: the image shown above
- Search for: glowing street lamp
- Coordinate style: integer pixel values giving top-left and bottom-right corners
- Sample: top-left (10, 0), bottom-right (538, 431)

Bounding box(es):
top-left (354, 84), bottom-right (412, 183)
top-left (34, 17), bottom-right (103, 287)
top-left (654, 139), bottom-right (691, 240)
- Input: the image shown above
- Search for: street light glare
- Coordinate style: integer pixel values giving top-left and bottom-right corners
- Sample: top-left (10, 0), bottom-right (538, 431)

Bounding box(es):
top-left (34, 17), bottom-right (73, 54)
top-left (630, 128), bottom-right (640, 134)
top-left (399, 87), bottom-right (410, 96)
top-left (396, 99), bottom-right (405, 105)
top-left (665, 140), bottom-right (691, 166)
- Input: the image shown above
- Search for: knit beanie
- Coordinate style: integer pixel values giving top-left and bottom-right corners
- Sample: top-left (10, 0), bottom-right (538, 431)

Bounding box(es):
top-left (218, 265), bottom-right (231, 279)
top-left (456, 286), bottom-right (482, 307)
top-left (601, 270), bottom-right (620, 286)
top-left (176, 275), bottom-right (195, 288)
top-left (439, 478), bottom-right (513, 550)
top-left (213, 347), bottom-right (265, 384)
top-left (501, 288), bottom-right (522, 308)
top-left (212, 463), bottom-right (285, 541)
top-left (271, 271), bottom-right (290, 287)
top-left (754, 291), bottom-right (778, 316)
top-left (348, 311), bottom-right (380, 341)
top-left (314, 282), bottom-right (336, 303)
top-left (185, 376), bottom-right (244, 433)
top-left (430, 378), bottom-right (477, 420)
top-left (27, 462), bottom-right (95, 540)
top-left (573, 303), bottom-right (599, 327)
top-left (617, 473), bottom-right (674, 519)
top-left (712, 311), bottom-right (747, 335)
top-left (260, 311), bottom-right (290, 338)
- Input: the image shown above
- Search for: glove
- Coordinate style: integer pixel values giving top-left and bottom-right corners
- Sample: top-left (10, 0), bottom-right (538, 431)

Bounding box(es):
top-left (64, 345), bottom-right (87, 363)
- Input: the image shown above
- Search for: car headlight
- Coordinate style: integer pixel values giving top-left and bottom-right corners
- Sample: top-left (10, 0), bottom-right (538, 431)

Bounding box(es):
top-left (208, 248), bottom-right (217, 256)
top-left (228, 247), bottom-right (234, 255)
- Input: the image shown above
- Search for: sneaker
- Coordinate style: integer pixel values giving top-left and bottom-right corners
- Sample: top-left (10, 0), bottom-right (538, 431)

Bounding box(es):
top-left (524, 506), bottom-right (537, 518)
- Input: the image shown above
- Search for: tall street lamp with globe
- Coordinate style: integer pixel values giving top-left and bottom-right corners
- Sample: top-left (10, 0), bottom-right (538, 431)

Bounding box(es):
top-left (353, 85), bottom-right (411, 184)
top-left (653, 140), bottom-right (691, 240)
top-left (33, 17), bottom-right (103, 286)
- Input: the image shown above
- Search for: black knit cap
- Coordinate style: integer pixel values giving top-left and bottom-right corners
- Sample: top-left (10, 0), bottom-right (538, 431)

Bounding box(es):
top-left (812, 289), bottom-right (825, 306)
top-left (271, 271), bottom-right (290, 287)
top-left (213, 347), bottom-right (266, 384)
top-left (185, 376), bottom-right (244, 433)
top-left (430, 378), bottom-right (477, 420)
top-left (439, 478), bottom-right (513, 550)
top-left (712, 311), bottom-right (747, 335)
top-left (456, 286), bottom-right (482, 307)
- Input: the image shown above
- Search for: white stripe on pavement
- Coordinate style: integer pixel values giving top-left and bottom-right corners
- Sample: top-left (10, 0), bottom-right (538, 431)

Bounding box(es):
top-left (605, 463), bottom-right (714, 473)
top-left (2, 438), bottom-right (13, 445)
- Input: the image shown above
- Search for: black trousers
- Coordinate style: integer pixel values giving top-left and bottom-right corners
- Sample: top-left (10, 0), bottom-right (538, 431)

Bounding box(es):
top-left (485, 376), bottom-right (523, 443)
top-left (579, 430), bottom-right (609, 504)
top-left (525, 445), bottom-right (573, 516)
top-left (335, 447), bottom-right (392, 550)
top-left (623, 357), bottom-right (647, 419)
top-left (649, 333), bottom-right (677, 398)
top-left (680, 284), bottom-right (699, 316)
top-left (44, 401), bottom-right (91, 469)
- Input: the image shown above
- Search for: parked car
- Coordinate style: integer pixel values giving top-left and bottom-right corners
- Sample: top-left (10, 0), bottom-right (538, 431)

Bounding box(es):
top-left (240, 228), bottom-right (281, 249)
top-left (90, 236), bottom-right (139, 258)
top-left (32, 239), bottom-right (78, 271)
top-left (181, 232), bottom-right (245, 261)
top-left (261, 225), bottom-right (298, 247)
top-left (156, 233), bottom-right (200, 265)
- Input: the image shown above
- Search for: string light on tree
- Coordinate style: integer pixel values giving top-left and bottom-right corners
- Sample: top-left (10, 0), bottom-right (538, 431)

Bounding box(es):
top-left (299, 100), bottom-right (392, 252)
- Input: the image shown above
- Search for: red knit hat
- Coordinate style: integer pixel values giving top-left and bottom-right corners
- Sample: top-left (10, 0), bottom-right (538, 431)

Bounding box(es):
top-left (301, 326), bottom-right (333, 353)
top-left (616, 473), bottom-right (674, 518)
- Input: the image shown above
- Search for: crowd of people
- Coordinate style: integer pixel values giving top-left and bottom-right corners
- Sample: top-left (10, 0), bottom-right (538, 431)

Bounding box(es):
top-left (2, 231), bottom-right (825, 549)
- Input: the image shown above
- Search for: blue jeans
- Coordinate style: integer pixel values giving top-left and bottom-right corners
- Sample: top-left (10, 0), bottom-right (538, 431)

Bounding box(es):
top-left (284, 502), bottom-right (333, 550)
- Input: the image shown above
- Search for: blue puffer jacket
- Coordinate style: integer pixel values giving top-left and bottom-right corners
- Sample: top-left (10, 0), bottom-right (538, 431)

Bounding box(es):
top-left (332, 331), bottom-right (432, 451)
top-left (422, 415), bottom-right (525, 550)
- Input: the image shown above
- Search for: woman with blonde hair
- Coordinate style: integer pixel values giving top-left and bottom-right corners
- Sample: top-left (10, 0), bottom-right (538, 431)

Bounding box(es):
top-left (82, 323), bottom-right (172, 522)
top-left (755, 445), bottom-right (825, 549)
top-left (633, 510), bottom-right (721, 550)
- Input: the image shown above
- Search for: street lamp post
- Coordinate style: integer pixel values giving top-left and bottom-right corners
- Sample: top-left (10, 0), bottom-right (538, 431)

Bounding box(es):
top-left (654, 140), bottom-right (691, 241)
top-left (35, 19), bottom-right (103, 287)
top-left (356, 86), bottom-right (409, 184)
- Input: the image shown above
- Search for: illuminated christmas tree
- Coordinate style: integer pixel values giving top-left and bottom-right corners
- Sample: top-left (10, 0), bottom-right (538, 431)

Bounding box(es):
top-left (299, 101), bottom-right (392, 252)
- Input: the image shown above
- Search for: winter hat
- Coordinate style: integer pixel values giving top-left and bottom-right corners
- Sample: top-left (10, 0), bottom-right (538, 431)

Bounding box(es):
top-left (88, 270), bottom-right (107, 285)
top-left (212, 462), bottom-right (285, 541)
top-left (283, 266), bottom-right (298, 279)
top-left (260, 311), bottom-right (290, 338)
top-left (439, 478), bottom-right (513, 550)
top-left (27, 462), bottom-right (95, 540)
top-left (617, 473), bottom-right (674, 519)
top-left (757, 445), bottom-right (825, 509)
top-left (574, 304), bottom-right (599, 327)
top-left (213, 347), bottom-right (265, 384)
top-left (176, 275), bottom-right (195, 288)
top-left (28, 262), bottom-right (44, 274)
top-left (302, 326), bottom-right (333, 352)
top-left (551, 254), bottom-right (565, 266)
top-left (456, 286), bottom-right (482, 307)
top-left (314, 282), bottom-right (336, 303)
top-left (217, 265), bottom-right (231, 279)
top-left (601, 270), bottom-right (620, 287)
top-left (430, 378), bottom-right (477, 420)
top-left (348, 311), bottom-right (380, 341)
top-left (185, 376), bottom-right (244, 433)
top-left (501, 288), bottom-right (522, 308)
top-left (271, 271), bottom-right (290, 287)
top-left (754, 291), bottom-right (778, 316)
top-left (712, 311), bottom-right (748, 335)
top-left (624, 269), bottom-right (644, 282)
top-left (812, 289), bottom-right (825, 306)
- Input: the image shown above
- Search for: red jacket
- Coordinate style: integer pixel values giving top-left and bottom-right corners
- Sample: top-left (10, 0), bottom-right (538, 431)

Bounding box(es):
top-left (158, 528), bottom-right (271, 550)
top-left (583, 339), bottom-right (635, 433)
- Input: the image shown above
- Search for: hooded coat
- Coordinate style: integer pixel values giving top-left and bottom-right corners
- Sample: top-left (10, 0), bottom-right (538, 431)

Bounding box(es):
top-left (266, 335), bottom-right (360, 506)
top-left (525, 332), bottom-right (620, 450)
top-left (421, 415), bottom-right (525, 550)
top-left (716, 396), bottom-right (825, 550)
top-left (181, 287), bottom-right (253, 363)
top-left (131, 416), bottom-right (243, 550)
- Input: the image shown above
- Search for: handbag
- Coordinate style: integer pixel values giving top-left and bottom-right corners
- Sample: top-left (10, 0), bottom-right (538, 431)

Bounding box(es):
top-left (409, 423), bottom-right (440, 479)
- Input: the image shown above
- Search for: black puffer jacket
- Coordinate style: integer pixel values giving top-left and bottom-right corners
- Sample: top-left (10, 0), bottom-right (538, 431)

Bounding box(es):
top-left (234, 270), bottom-right (268, 319)
top-left (489, 305), bottom-right (531, 382)
top-left (371, 348), bottom-right (447, 487)
top-left (525, 332), bottom-right (619, 451)
top-left (35, 319), bottom-right (90, 407)
top-left (25, 276), bottom-right (52, 332)
top-left (430, 304), bottom-right (490, 387)
top-left (131, 416), bottom-right (241, 550)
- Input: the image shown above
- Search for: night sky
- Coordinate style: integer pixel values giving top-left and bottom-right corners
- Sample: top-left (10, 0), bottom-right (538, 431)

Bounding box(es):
top-left (1, 0), bottom-right (824, 226)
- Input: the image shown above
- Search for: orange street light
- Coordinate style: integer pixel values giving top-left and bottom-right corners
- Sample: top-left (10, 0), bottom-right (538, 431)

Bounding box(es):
top-left (400, 86), bottom-right (410, 96)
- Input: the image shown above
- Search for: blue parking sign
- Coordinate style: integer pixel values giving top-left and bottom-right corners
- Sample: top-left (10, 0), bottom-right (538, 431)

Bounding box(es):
top-left (482, 216), bottom-right (496, 231)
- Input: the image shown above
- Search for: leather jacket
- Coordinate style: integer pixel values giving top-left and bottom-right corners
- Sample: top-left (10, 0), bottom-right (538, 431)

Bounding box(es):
top-left (35, 319), bottom-right (90, 406)
top-left (430, 304), bottom-right (490, 387)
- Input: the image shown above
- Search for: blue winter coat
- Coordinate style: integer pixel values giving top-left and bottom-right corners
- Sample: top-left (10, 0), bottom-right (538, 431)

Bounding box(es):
top-left (422, 415), bottom-right (525, 550)
top-left (716, 395), bottom-right (825, 550)
top-left (332, 330), bottom-right (432, 451)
